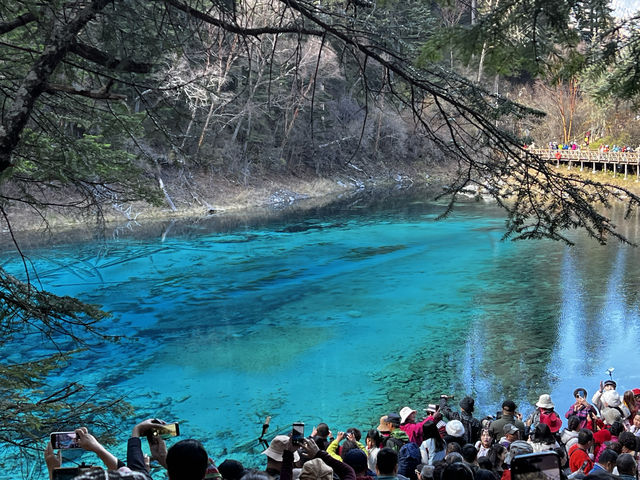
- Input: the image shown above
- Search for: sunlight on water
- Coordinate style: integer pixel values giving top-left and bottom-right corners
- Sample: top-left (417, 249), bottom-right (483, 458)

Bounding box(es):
top-left (2, 192), bottom-right (640, 477)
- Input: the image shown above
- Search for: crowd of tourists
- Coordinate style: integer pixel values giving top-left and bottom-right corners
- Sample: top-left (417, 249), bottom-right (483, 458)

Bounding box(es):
top-left (522, 142), bottom-right (638, 153)
top-left (45, 377), bottom-right (640, 480)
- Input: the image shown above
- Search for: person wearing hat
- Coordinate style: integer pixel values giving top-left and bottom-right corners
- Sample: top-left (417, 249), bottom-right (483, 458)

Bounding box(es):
top-left (525, 394), bottom-right (562, 434)
top-left (592, 379), bottom-right (618, 411)
top-left (261, 435), bottom-right (301, 479)
top-left (278, 437), bottom-right (356, 480)
top-left (500, 440), bottom-right (534, 480)
top-left (377, 413), bottom-right (410, 452)
top-left (498, 424), bottom-right (519, 448)
top-left (489, 400), bottom-right (525, 441)
top-left (443, 420), bottom-right (466, 448)
top-left (439, 396), bottom-right (481, 445)
top-left (399, 406), bottom-right (429, 445)
top-left (566, 388), bottom-right (598, 430)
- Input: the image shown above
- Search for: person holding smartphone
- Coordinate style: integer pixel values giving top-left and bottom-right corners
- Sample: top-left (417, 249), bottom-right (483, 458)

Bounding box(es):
top-left (45, 427), bottom-right (124, 478)
top-left (566, 388), bottom-right (598, 430)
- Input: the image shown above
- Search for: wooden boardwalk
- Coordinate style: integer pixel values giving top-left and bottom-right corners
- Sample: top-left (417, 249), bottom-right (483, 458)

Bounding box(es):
top-left (527, 148), bottom-right (640, 180)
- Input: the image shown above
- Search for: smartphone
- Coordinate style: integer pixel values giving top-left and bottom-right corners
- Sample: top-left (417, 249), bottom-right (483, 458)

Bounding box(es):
top-left (52, 466), bottom-right (103, 480)
top-left (291, 422), bottom-right (305, 444)
top-left (50, 432), bottom-right (79, 449)
top-left (152, 422), bottom-right (180, 438)
top-left (511, 451), bottom-right (562, 480)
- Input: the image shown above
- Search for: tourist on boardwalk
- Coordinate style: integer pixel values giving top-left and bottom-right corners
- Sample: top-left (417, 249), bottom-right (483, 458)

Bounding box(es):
top-left (399, 406), bottom-right (428, 445)
top-left (622, 390), bottom-right (637, 423)
top-left (365, 429), bottom-right (383, 471)
top-left (600, 390), bottom-right (629, 422)
top-left (440, 462), bottom-right (473, 480)
top-left (416, 465), bottom-right (434, 480)
top-left (166, 439), bottom-right (209, 480)
top-left (616, 453), bottom-right (637, 480)
top-left (617, 431), bottom-right (637, 457)
top-left (498, 424), bottom-right (519, 448)
top-left (460, 444), bottom-right (479, 476)
top-left (375, 447), bottom-right (406, 480)
top-left (342, 449), bottom-right (375, 480)
top-left (592, 429), bottom-right (612, 463)
top-left (261, 435), bottom-right (300, 480)
top-left (526, 394), bottom-right (562, 434)
top-left (489, 400), bottom-right (525, 441)
top-left (592, 379), bottom-right (617, 411)
top-left (419, 421), bottom-right (446, 465)
top-left (327, 431), bottom-right (366, 461)
top-left (568, 429), bottom-right (594, 474)
top-left (629, 413), bottom-right (640, 436)
top-left (377, 414), bottom-right (410, 452)
top-left (486, 444), bottom-right (507, 478)
top-left (566, 388), bottom-right (598, 430)
top-left (311, 423), bottom-right (332, 451)
top-left (588, 448), bottom-right (618, 477)
top-left (439, 395), bottom-right (481, 444)
top-left (443, 420), bottom-right (466, 449)
top-left (474, 428), bottom-right (493, 458)
top-left (397, 442), bottom-right (422, 480)
top-left (218, 460), bottom-right (245, 480)
top-left (502, 440), bottom-right (534, 480)
top-left (279, 437), bottom-right (355, 480)
top-left (560, 416), bottom-right (581, 450)
top-left (528, 423), bottom-right (559, 453)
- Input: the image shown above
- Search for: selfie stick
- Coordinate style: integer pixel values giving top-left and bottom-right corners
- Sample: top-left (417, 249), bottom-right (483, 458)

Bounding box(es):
top-left (258, 416), bottom-right (271, 449)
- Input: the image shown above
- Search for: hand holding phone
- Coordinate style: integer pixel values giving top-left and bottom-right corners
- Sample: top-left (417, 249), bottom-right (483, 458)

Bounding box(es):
top-left (50, 432), bottom-right (79, 449)
top-left (151, 422), bottom-right (180, 439)
top-left (291, 422), bottom-right (304, 444)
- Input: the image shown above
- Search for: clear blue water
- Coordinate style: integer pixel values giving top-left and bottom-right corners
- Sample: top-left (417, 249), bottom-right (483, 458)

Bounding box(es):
top-left (3, 189), bottom-right (640, 478)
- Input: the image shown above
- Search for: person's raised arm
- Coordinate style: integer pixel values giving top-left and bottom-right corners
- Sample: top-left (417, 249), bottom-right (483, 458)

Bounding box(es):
top-left (75, 427), bottom-right (123, 471)
top-left (44, 442), bottom-right (60, 480)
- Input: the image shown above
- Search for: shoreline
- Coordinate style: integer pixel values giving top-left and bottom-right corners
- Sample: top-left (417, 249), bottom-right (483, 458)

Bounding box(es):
top-left (2, 160), bottom-right (640, 250)
top-left (0, 164), bottom-right (454, 250)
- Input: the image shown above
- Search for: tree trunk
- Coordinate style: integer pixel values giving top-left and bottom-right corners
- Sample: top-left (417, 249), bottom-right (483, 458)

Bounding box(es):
top-left (0, 0), bottom-right (112, 174)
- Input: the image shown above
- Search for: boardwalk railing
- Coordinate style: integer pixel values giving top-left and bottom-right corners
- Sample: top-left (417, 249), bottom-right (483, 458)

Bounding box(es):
top-left (527, 148), bottom-right (640, 180)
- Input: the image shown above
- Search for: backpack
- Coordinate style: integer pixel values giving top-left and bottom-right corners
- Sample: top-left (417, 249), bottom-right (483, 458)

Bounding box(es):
top-left (383, 434), bottom-right (407, 452)
top-left (397, 442), bottom-right (421, 479)
top-left (460, 416), bottom-right (482, 444)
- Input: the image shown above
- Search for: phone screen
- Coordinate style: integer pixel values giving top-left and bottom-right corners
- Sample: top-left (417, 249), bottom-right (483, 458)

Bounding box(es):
top-left (154, 423), bottom-right (180, 438)
top-left (50, 432), bottom-right (79, 449)
top-left (291, 423), bottom-right (305, 443)
top-left (511, 451), bottom-right (561, 480)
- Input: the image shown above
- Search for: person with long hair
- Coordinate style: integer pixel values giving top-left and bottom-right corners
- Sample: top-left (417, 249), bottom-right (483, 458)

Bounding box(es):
top-left (365, 429), bottom-right (382, 472)
top-left (419, 421), bottom-right (446, 465)
top-left (474, 428), bottom-right (493, 458)
top-left (528, 423), bottom-right (559, 452)
top-left (486, 444), bottom-right (507, 478)
top-left (623, 390), bottom-right (637, 425)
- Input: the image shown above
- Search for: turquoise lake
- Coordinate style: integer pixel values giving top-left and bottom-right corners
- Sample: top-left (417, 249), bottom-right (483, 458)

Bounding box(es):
top-left (3, 187), bottom-right (640, 477)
